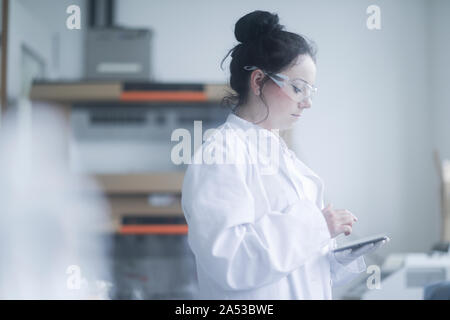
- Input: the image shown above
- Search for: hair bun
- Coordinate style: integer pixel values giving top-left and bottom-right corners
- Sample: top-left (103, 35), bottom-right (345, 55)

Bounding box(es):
top-left (234, 10), bottom-right (283, 44)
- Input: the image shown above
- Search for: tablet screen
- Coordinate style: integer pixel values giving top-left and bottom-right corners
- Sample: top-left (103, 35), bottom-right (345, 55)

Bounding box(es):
top-left (332, 234), bottom-right (389, 253)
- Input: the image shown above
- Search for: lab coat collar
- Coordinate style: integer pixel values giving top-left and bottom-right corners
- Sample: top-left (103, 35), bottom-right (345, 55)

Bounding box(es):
top-left (226, 112), bottom-right (325, 210)
top-left (226, 112), bottom-right (289, 152)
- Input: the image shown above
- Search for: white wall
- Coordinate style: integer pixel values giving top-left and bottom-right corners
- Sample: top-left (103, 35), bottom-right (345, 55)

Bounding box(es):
top-left (291, 0), bottom-right (440, 257)
top-left (430, 0), bottom-right (450, 160)
top-left (116, 0), bottom-right (443, 255)
top-left (7, 0), bottom-right (86, 99)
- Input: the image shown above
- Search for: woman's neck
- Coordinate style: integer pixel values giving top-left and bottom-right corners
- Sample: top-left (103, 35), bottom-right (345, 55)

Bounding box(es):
top-left (234, 105), bottom-right (270, 130)
top-left (234, 106), bottom-right (280, 137)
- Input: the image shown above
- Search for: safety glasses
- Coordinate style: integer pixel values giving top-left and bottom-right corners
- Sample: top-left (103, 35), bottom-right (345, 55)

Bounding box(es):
top-left (243, 65), bottom-right (317, 103)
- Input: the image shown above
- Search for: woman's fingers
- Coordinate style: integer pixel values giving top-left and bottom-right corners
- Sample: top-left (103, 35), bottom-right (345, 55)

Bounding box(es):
top-left (373, 239), bottom-right (387, 250)
top-left (338, 224), bottom-right (352, 236)
top-left (334, 209), bottom-right (357, 223)
top-left (322, 205), bottom-right (359, 238)
top-left (334, 211), bottom-right (357, 235)
top-left (337, 214), bottom-right (356, 226)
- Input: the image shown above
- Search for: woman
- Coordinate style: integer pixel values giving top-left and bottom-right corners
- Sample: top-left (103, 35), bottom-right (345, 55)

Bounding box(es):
top-left (181, 10), bottom-right (386, 299)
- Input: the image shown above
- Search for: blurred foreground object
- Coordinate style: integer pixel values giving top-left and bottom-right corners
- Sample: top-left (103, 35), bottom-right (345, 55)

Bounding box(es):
top-left (435, 150), bottom-right (450, 242)
top-left (424, 280), bottom-right (450, 300)
top-left (0, 102), bottom-right (112, 299)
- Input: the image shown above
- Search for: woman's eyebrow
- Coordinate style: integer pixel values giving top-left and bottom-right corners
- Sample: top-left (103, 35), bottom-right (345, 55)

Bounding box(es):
top-left (292, 77), bottom-right (313, 86)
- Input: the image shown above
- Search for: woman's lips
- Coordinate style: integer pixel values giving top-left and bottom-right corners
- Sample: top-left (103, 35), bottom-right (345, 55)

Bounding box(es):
top-left (291, 114), bottom-right (301, 118)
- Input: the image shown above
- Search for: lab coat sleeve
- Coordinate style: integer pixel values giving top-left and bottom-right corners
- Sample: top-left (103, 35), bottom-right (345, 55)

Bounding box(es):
top-left (327, 238), bottom-right (367, 287)
top-left (182, 149), bottom-right (332, 291)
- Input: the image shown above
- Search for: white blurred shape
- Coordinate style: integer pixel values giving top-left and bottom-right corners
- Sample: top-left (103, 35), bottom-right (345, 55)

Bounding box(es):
top-left (0, 102), bottom-right (112, 299)
top-left (443, 160), bottom-right (450, 182)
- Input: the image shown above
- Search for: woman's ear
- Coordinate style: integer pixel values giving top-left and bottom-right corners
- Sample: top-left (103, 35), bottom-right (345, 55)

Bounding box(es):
top-left (250, 70), bottom-right (265, 96)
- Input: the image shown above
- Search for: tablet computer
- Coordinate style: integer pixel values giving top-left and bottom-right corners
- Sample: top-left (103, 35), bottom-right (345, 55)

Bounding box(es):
top-left (332, 234), bottom-right (390, 253)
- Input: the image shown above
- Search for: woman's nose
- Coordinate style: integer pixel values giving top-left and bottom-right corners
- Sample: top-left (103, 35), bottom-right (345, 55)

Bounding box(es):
top-left (299, 97), bottom-right (312, 109)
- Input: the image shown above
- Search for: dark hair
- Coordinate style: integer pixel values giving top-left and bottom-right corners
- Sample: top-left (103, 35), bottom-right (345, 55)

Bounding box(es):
top-left (220, 10), bottom-right (317, 122)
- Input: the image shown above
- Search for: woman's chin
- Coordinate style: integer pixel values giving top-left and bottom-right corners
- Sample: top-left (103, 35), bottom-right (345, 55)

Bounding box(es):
top-left (280, 122), bottom-right (294, 131)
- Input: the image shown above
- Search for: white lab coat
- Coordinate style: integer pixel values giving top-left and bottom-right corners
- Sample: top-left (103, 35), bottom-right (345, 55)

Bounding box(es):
top-left (181, 112), bottom-right (366, 299)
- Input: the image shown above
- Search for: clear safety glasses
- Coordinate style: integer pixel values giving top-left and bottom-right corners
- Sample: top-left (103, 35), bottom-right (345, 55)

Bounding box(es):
top-left (243, 65), bottom-right (317, 103)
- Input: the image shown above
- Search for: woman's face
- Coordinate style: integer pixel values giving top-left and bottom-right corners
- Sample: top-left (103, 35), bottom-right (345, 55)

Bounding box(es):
top-left (262, 54), bottom-right (317, 130)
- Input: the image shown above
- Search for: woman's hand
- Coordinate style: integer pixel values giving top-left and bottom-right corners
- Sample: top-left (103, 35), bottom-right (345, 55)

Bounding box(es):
top-left (321, 203), bottom-right (357, 238)
top-left (334, 239), bottom-right (389, 266)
